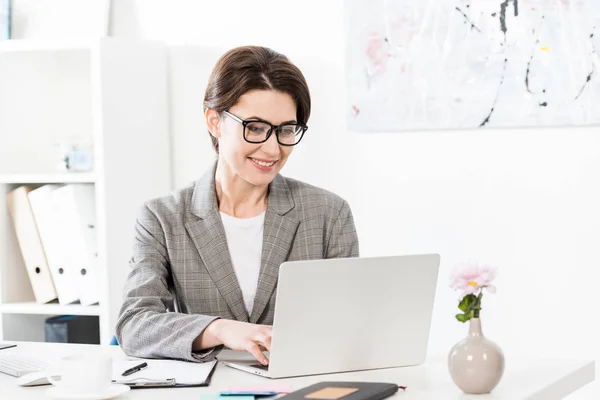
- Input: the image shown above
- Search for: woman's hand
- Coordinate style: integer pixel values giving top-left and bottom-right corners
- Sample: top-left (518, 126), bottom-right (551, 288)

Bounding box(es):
top-left (198, 319), bottom-right (272, 365)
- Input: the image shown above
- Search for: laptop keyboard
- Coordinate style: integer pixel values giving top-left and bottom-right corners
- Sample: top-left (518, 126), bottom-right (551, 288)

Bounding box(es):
top-left (249, 363), bottom-right (269, 371)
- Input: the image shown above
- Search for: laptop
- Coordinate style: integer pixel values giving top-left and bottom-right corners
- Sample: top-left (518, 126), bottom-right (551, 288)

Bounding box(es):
top-left (222, 254), bottom-right (440, 378)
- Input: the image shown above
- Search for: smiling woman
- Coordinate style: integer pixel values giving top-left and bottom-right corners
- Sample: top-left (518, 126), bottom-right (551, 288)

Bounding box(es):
top-left (115, 46), bottom-right (359, 366)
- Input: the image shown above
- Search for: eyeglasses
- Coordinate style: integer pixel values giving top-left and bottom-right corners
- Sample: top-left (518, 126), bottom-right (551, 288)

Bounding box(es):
top-left (222, 110), bottom-right (307, 146)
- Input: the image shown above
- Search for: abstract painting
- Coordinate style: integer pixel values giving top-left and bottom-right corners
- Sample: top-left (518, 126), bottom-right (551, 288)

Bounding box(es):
top-left (344, 0), bottom-right (600, 131)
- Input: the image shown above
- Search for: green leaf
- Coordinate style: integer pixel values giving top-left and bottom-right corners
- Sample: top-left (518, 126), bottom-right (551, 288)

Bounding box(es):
top-left (456, 313), bottom-right (470, 323)
top-left (458, 294), bottom-right (476, 312)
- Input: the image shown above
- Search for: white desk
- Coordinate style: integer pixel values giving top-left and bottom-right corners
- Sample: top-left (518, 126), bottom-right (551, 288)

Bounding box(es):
top-left (0, 342), bottom-right (594, 399)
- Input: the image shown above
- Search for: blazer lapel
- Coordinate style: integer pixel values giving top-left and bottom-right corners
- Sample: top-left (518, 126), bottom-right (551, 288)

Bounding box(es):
top-left (184, 165), bottom-right (249, 322)
top-left (250, 174), bottom-right (299, 323)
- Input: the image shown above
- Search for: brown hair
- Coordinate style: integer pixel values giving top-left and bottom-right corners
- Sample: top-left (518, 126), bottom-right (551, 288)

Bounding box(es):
top-left (204, 46), bottom-right (311, 153)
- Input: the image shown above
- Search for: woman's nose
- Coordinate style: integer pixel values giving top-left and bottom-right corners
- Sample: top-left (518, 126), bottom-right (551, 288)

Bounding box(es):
top-left (261, 131), bottom-right (281, 155)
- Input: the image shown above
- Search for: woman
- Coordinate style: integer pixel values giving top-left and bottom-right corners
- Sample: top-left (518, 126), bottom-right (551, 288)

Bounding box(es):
top-left (116, 46), bottom-right (359, 365)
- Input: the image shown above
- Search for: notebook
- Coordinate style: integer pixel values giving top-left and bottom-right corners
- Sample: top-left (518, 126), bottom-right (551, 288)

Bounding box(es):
top-left (112, 359), bottom-right (217, 388)
top-left (277, 382), bottom-right (400, 400)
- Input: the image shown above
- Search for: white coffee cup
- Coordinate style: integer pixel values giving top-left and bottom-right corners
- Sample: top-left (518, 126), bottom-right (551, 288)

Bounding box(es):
top-left (46, 353), bottom-right (112, 394)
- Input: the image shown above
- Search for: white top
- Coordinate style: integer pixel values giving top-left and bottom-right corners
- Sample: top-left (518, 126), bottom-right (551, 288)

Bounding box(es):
top-left (220, 211), bottom-right (265, 315)
top-left (0, 342), bottom-right (594, 400)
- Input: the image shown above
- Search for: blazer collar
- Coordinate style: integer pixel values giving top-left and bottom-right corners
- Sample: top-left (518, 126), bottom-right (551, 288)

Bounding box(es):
top-left (186, 162), bottom-right (299, 323)
top-left (190, 162), bottom-right (295, 218)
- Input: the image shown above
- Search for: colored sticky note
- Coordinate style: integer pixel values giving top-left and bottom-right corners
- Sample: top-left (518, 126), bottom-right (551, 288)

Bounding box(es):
top-left (224, 397), bottom-right (255, 400)
top-left (228, 385), bottom-right (293, 394)
top-left (200, 396), bottom-right (224, 400)
top-left (201, 396), bottom-right (254, 400)
top-left (220, 391), bottom-right (278, 397)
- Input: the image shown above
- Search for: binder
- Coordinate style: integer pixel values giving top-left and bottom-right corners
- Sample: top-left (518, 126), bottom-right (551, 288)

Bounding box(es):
top-left (28, 185), bottom-right (80, 305)
top-left (6, 186), bottom-right (58, 304)
top-left (51, 184), bottom-right (99, 306)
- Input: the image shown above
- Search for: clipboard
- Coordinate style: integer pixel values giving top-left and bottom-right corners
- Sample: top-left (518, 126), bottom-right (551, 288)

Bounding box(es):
top-left (112, 359), bottom-right (217, 389)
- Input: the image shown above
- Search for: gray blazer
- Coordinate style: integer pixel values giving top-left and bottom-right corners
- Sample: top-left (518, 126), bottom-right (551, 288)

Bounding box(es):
top-left (116, 165), bottom-right (359, 362)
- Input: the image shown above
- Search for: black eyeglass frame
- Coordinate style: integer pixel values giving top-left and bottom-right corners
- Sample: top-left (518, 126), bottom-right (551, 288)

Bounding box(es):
top-left (222, 110), bottom-right (308, 146)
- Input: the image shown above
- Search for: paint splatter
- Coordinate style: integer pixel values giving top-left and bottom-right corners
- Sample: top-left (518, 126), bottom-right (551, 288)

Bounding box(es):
top-left (480, 58), bottom-right (509, 127)
top-left (525, 44), bottom-right (537, 94)
top-left (482, 1), bottom-right (519, 127)
top-left (455, 7), bottom-right (482, 32)
top-left (574, 69), bottom-right (594, 100)
top-left (500, 0), bottom-right (519, 37)
top-left (525, 15), bottom-right (547, 99)
top-left (365, 32), bottom-right (390, 71)
top-left (574, 34), bottom-right (597, 100)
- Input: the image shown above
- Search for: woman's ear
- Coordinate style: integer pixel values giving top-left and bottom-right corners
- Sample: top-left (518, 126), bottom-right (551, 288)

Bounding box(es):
top-left (205, 109), bottom-right (222, 139)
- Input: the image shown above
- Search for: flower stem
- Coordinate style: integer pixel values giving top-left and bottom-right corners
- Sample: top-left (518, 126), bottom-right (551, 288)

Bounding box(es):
top-left (474, 289), bottom-right (483, 318)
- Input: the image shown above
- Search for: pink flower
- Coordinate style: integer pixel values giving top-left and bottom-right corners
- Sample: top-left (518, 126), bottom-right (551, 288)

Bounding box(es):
top-left (450, 261), bottom-right (497, 299)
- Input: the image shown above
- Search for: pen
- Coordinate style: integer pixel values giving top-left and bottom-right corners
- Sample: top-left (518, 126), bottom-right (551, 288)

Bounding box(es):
top-left (121, 362), bottom-right (148, 376)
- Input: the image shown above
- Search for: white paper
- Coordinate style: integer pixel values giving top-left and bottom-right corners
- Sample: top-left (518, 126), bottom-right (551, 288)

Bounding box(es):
top-left (112, 359), bottom-right (217, 385)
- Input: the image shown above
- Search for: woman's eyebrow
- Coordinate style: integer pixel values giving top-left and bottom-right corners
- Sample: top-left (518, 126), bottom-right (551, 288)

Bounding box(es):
top-left (247, 116), bottom-right (297, 124)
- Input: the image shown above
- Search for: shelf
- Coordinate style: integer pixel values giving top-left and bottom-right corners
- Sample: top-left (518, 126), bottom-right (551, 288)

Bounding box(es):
top-left (0, 39), bottom-right (98, 53)
top-left (0, 302), bottom-right (101, 316)
top-left (0, 173), bottom-right (96, 184)
top-left (0, 38), bottom-right (170, 345)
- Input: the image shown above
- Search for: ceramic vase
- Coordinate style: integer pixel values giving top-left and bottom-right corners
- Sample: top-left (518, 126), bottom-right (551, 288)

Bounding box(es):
top-left (448, 318), bottom-right (505, 394)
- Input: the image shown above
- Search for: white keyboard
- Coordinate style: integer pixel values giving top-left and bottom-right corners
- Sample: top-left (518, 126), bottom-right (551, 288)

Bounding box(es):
top-left (0, 353), bottom-right (49, 377)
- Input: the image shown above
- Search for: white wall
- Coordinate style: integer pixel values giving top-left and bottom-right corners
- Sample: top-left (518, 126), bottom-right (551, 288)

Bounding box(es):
top-left (111, 1), bottom-right (598, 397)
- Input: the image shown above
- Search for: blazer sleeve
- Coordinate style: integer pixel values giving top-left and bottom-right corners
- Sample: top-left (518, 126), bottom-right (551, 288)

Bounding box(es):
top-left (325, 200), bottom-right (360, 258)
top-left (115, 204), bottom-right (223, 362)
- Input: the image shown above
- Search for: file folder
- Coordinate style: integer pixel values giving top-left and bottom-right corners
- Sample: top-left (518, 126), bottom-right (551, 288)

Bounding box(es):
top-left (28, 185), bottom-right (80, 305)
top-left (6, 186), bottom-right (58, 304)
top-left (51, 184), bottom-right (99, 306)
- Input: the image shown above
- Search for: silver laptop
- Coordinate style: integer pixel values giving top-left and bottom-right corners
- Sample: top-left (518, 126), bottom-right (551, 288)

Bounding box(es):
top-left (223, 254), bottom-right (440, 378)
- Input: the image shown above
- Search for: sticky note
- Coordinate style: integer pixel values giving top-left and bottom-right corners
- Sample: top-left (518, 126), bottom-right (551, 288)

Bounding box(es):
top-left (200, 396), bottom-right (224, 400)
top-left (305, 387), bottom-right (359, 400)
top-left (228, 385), bottom-right (293, 394)
top-left (201, 396), bottom-right (254, 400)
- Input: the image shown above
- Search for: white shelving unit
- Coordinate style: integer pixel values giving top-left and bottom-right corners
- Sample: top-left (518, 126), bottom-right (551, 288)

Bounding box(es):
top-left (0, 39), bottom-right (100, 53)
top-left (0, 302), bottom-right (101, 316)
top-left (0, 38), bottom-right (171, 345)
top-left (0, 174), bottom-right (97, 184)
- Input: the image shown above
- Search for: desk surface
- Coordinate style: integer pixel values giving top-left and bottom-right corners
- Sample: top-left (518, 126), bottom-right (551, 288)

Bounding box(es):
top-left (0, 342), bottom-right (594, 400)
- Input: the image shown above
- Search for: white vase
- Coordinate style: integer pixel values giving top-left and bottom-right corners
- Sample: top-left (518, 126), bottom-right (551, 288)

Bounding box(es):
top-left (448, 318), bottom-right (505, 394)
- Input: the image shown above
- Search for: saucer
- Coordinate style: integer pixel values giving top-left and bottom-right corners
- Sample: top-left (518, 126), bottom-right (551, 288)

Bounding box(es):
top-left (46, 384), bottom-right (130, 399)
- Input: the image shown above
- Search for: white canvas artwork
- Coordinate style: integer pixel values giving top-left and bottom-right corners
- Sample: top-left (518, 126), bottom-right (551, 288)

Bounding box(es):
top-left (344, 0), bottom-right (600, 131)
